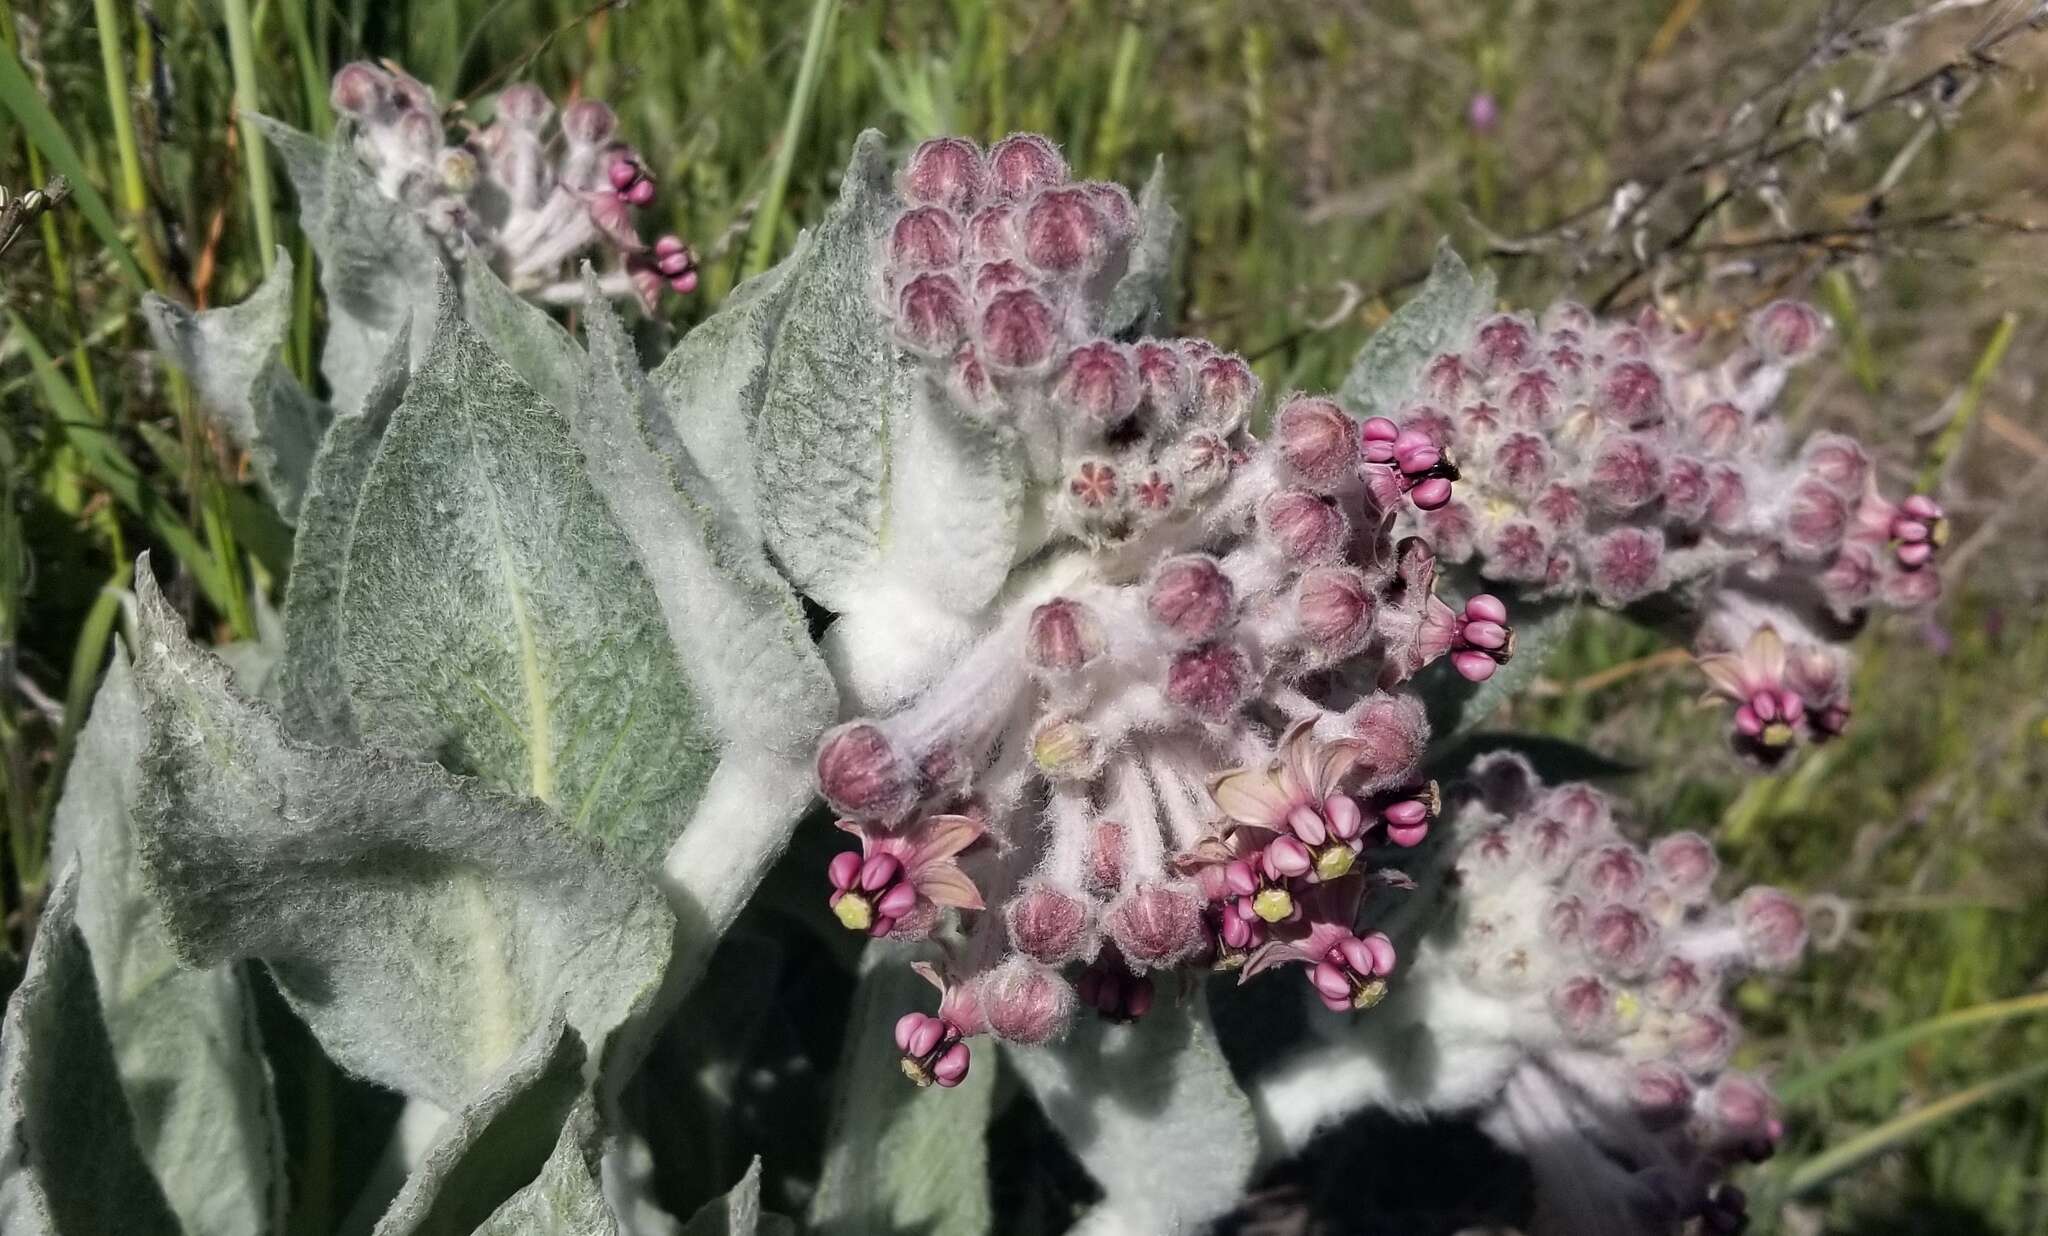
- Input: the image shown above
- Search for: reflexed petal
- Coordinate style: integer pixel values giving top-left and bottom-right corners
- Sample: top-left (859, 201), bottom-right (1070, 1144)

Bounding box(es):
top-left (1209, 765), bottom-right (1296, 827)
top-left (917, 865), bottom-right (986, 911)
top-left (910, 813), bottom-right (987, 866)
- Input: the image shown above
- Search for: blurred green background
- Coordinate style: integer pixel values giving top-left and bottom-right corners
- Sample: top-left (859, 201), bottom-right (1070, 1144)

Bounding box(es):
top-left (4, 0), bottom-right (2046, 1232)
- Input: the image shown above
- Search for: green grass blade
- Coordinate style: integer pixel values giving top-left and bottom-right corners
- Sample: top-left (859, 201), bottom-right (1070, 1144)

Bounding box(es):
top-left (0, 48), bottom-right (149, 288)
top-left (1781, 1058), bottom-right (2048, 1197)
top-left (1779, 990), bottom-right (2048, 1103)
top-left (744, 0), bottom-right (841, 277)
top-left (10, 314), bottom-right (236, 613)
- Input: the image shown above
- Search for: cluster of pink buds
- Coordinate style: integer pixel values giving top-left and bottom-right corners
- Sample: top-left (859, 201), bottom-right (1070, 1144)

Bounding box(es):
top-left (819, 136), bottom-right (1534, 1085)
top-left (1431, 754), bottom-right (1810, 1233)
top-left (1379, 295), bottom-right (1944, 758)
top-left (328, 60), bottom-right (696, 309)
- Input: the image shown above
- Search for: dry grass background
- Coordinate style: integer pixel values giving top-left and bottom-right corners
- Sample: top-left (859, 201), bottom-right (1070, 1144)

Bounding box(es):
top-left (4, 0), bottom-right (2048, 1231)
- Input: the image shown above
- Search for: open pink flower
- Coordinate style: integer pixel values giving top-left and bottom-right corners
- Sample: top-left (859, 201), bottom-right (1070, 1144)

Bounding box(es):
top-left (828, 813), bottom-right (986, 937)
top-left (894, 961), bottom-right (988, 1088)
top-left (1695, 626), bottom-right (1805, 762)
top-left (1210, 718), bottom-right (1373, 882)
top-left (1240, 880), bottom-right (1396, 1010)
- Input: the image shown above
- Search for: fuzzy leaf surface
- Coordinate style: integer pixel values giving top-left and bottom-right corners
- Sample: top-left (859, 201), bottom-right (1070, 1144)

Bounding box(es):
top-left (50, 652), bottom-right (285, 1236)
top-left (337, 292), bottom-right (717, 867)
top-left (143, 250), bottom-right (332, 520)
top-left (278, 325), bottom-right (411, 744)
top-left (1338, 241), bottom-right (1495, 419)
top-left (752, 131), bottom-right (1019, 615)
top-left (371, 1017), bottom-right (586, 1236)
top-left (1097, 158), bottom-right (1180, 339)
top-left (254, 115), bottom-right (440, 414)
top-left (810, 942), bottom-right (995, 1236)
top-left (472, 1100), bottom-right (616, 1236)
top-left (1007, 991), bottom-right (1257, 1236)
top-left (647, 231), bottom-right (813, 542)
top-left (130, 564), bottom-right (676, 1111)
top-left (0, 867), bottom-right (181, 1236)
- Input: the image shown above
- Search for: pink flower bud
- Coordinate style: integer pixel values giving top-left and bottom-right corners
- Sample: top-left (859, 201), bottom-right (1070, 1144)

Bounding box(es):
top-left (1031, 717), bottom-right (1101, 780)
top-left (1480, 521), bottom-right (1548, 583)
top-left (1784, 479), bottom-right (1848, 559)
top-left (827, 850), bottom-right (863, 892)
top-left (986, 133), bottom-right (1069, 201)
top-left (1295, 567), bottom-right (1376, 659)
top-left (980, 960), bottom-right (1076, 1044)
top-left (1647, 953), bottom-right (1711, 1012)
top-left (1147, 555), bottom-right (1235, 644)
top-left (1588, 434), bottom-right (1664, 512)
top-left (1659, 455), bottom-right (1710, 525)
top-left (1022, 186), bottom-right (1106, 275)
top-left (1707, 1072), bottom-right (1782, 1148)
top-left (1261, 835), bottom-right (1314, 878)
top-left (948, 343), bottom-right (995, 414)
top-left (1473, 315), bottom-right (1535, 373)
top-left (978, 288), bottom-right (1058, 371)
top-left (1689, 400), bottom-right (1747, 455)
top-left (816, 722), bottom-right (913, 820)
top-left (1132, 340), bottom-right (1190, 418)
top-left (1261, 490), bottom-right (1348, 563)
top-left (1104, 884), bottom-right (1206, 969)
top-left (560, 99), bottom-right (618, 148)
top-left (1165, 643), bottom-right (1252, 721)
top-left (1533, 482), bottom-right (1585, 532)
top-left (1550, 974), bottom-right (1622, 1043)
top-left (1598, 359), bottom-right (1667, 427)
top-left (1544, 301), bottom-right (1595, 335)
top-left (1572, 842), bottom-right (1650, 903)
top-left (1053, 341), bottom-right (1139, 424)
top-left (1670, 1008), bottom-right (1739, 1075)
top-left (1489, 432), bottom-right (1553, 500)
top-left (894, 272), bottom-right (971, 357)
top-left (1192, 353), bottom-right (1259, 429)
top-left (1649, 832), bottom-right (1718, 904)
top-left (1007, 884), bottom-right (1094, 964)
top-left (1276, 396), bottom-right (1359, 489)
top-left (1064, 458), bottom-right (1122, 515)
top-left (1130, 466), bottom-right (1179, 519)
top-left (1173, 431), bottom-right (1234, 499)
top-left (1588, 526), bottom-right (1665, 604)
top-left (1630, 1062), bottom-right (1696, 1130)
top-left (1027, 597), bottom-right (1106, 674)
top-left (1504, 369), bottom-right (1563, 426)
top-left (1737, 886), bottom-right (1808, 971)
top-left (1801, 433), bottom-right (1870, 494)
top-left (1748, 300), bottom-right (1828, 364)
top-left (330, 61), bottom-right (390, 116)
top-left (1087, 822), bottom-right (1128, 894)
top-left (931, 1042), bottom-right (970, 1087)
top-left (1542, 894), bottom-right (1587, 945)
top-left (1422, 501), bottom-right (1478, 564)
top-left (969, 258), bottom-right (1034, 301)
top-left (1584, 903), bottom-right (1660, 979)
top-left (888, 206), bottom-right (964, 272)
top-left (902, 137), bottom-right (989, 213)
top-left (965, 204), bottom-right (1018, 261)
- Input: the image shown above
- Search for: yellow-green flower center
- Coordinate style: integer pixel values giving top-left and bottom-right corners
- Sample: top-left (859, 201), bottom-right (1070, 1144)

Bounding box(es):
top-left (833, 894), bottom-right (875, 932)
top-left (1253, 887), bottom-right (1294, 923)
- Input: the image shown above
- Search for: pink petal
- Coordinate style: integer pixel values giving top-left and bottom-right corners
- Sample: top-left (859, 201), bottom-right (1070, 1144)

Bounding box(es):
top-left (917, 865), bottom-right (987, 911)
top-left (1209, 765), bottom-right (1297, 828)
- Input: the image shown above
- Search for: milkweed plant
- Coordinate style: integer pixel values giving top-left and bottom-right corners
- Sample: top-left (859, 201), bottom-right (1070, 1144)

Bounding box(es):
top-left (0, 60), bottom-right (1955, 1236)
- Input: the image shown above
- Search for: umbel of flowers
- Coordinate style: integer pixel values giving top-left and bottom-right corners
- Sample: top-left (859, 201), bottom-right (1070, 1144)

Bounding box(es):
top-left (1376, 295), bottom-right (1945, 763)
top-left (814, 133), bottom-right (1524, 1087)
top-left (327, 60), bottom-right (697, 308)
top-left (1431, 753), bottom-right (1808, 1235)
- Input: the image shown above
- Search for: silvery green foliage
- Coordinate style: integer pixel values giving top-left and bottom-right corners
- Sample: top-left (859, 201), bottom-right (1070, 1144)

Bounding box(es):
top-left (142, 251), bottom-right (332, 520)
top-left (0, 867), bottom-right (181, 1236)
top-left (278, 325), bottom-right (412, 744)
top-left (371, 1017), bottom-right (586, 1235)
top-left (130, 563), bottom-right (677, 1110)
top-left (49, 653), bottom-right (285, 1236)
top-left (1337, 240), bottom-right (1495, 419)
top-left (253, 114), bottom-right (442, 413)
top-left (335, 287), bottom-right (718, 867)
top-left (753, 132), bottom-right (1022, 624)
top-left (810, 943), bottom-right (996, 1236)
top-left (1096, 159), bottom-right (1180, 339)
top-left (475, 1101), bottom-right (619, 1236)
top-left (1006, 996), bottom-right (1258, 1236)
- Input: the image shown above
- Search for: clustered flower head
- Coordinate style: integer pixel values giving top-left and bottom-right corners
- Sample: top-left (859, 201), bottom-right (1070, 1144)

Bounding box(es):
top-left (1378, 296), bottom-right (1944, 761)
top-left (1433, 753), bottom-right (1810, 1234)
top-left (817, 134), bottom-right (1525, 1086)
top-left (328, 60), bottom-right (697, 309)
